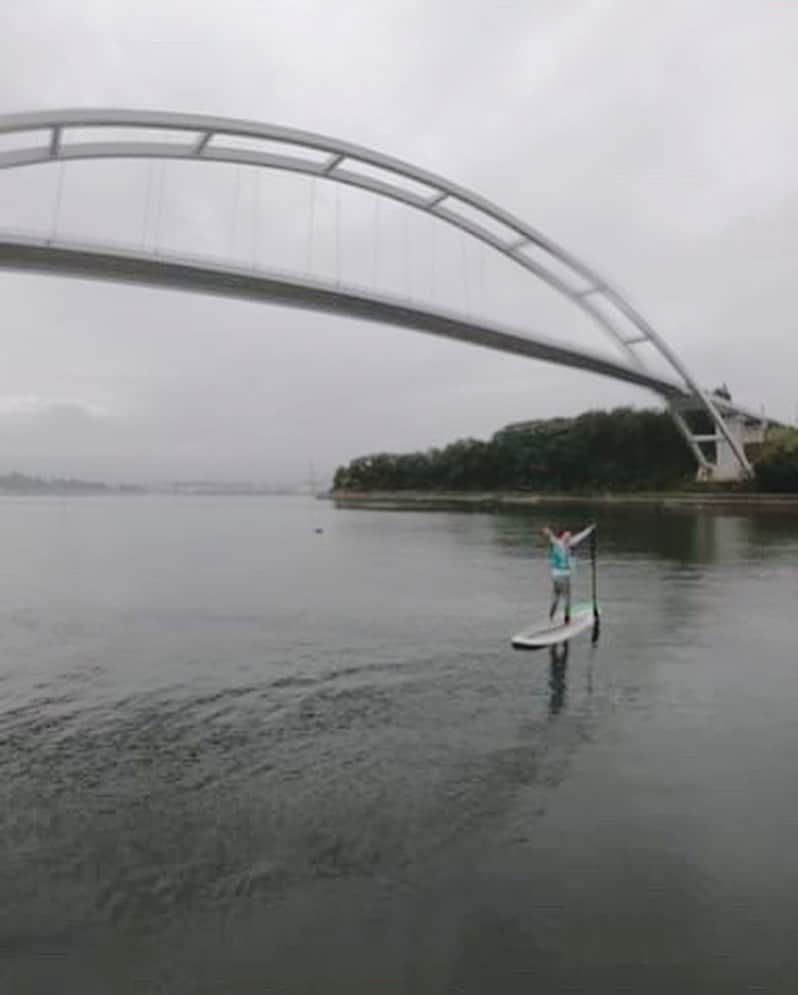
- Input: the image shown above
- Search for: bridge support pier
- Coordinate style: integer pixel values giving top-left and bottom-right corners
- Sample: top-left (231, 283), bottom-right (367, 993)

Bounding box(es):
top-left (670, 398), bottom-right (765, 482)
top-left (709, 411), bottom-right (767, 482)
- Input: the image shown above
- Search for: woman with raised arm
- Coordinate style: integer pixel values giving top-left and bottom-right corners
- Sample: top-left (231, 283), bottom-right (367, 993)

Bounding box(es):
top-left (541, 524), bottom-right (595, 625)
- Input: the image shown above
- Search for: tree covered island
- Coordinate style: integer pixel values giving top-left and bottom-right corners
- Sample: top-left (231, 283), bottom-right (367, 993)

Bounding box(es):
top-left (333, 407), bottom-right (798, 495)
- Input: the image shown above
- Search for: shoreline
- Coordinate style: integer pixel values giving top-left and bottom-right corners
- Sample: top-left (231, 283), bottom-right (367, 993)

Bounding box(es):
top-left (331, 489), bottom-right (798, 512)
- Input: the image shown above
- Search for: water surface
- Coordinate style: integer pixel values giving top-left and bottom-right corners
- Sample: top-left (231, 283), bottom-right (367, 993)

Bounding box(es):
top-left (1, 496), bottom-right (796, 993)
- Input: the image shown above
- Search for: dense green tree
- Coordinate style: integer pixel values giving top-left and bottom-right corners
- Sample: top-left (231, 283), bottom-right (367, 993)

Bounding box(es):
top-left (754, 429), bottom-right (798, 492)
top-left (334, 407), bottom-right (699, 493)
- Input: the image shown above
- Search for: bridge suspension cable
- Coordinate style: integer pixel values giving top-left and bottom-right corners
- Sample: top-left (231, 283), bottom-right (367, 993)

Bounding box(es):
top-left (49, 160), bottom-right (66, 242)
top-left (252, 168), bottom-right (261, 269)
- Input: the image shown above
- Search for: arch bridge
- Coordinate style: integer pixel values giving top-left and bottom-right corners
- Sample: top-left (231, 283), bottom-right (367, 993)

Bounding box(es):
top-left (0, 108), bottom-right (767, 480)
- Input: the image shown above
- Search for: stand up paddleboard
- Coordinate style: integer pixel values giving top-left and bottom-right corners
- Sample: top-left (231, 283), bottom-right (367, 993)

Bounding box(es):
top-left (511, 602), bottom-right (594, 650)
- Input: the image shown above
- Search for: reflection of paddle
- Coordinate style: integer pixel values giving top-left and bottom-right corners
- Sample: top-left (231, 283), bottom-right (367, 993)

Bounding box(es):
top-left (590, 526), bottom-right (600, 645)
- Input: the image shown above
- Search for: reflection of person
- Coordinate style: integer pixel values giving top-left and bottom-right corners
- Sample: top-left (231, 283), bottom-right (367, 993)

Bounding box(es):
top-left (541, 524), bottom-right (595, 624)
top-left (548, 642), bottom-right (569, 715)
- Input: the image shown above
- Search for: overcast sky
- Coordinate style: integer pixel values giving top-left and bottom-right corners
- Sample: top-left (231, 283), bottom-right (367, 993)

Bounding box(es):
top-left (0, 0), bottom-right (796, 485)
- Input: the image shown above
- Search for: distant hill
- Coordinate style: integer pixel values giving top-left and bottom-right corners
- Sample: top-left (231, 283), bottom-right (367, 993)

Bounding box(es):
top-left (0, 473), bottom-right (143, 495)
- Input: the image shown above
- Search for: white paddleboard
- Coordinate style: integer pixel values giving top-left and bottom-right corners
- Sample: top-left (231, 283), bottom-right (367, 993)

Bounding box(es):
top-left (511, 602), bottom-right (595, 650)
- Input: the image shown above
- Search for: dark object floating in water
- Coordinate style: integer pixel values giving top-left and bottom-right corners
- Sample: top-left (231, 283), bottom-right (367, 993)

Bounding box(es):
top-left (314, 528), bottom-right (324, 534)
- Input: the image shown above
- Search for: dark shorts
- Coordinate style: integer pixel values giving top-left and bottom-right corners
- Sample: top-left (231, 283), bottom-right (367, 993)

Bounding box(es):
top-left (552, 576), bottom-right (571, 597)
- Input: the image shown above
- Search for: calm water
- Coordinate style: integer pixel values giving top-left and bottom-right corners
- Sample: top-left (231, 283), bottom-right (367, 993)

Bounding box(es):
top-left (0, 495), bottom-right (796, 993)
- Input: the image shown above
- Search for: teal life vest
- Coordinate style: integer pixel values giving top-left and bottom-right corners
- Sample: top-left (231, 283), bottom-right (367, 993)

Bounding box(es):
top-left (549, 540), bottom-right (572, 575)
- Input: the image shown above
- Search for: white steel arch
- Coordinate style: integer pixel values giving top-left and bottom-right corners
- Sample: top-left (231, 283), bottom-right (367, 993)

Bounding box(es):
top-left (0, 108), bottom-right (752, 477)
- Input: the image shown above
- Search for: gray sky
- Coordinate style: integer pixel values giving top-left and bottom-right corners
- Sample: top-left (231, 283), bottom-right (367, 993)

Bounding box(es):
top-left (0, 0), bottom-right (796, 485)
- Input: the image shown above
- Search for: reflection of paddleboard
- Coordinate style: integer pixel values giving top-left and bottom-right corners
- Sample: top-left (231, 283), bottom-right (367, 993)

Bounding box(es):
top-left (511, 602), bottom-right (594, 650)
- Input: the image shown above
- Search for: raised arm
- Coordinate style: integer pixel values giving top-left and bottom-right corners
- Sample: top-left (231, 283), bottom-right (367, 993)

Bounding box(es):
top-left (568, 524), bottom-right (596, 549)
top-left (541, 526), bottom-right (554, 542)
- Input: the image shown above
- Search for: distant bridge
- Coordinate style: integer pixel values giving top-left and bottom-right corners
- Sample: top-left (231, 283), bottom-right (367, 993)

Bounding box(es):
top-left (0, 108), bottom-right (770, 479)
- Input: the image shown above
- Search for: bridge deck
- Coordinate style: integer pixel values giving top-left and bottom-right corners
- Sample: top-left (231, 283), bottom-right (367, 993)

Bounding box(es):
top-left (0, 233), bottom-right (688, 401)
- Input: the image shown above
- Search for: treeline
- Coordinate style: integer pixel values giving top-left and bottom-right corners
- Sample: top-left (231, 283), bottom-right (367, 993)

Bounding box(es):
top-left (333, 407), bottom-right (698, 493)
top-left (754, 429), bottom-right (798, 492)
top-left (0, 473), bottom-right (143, 494)
top-left (0, 472), bottom-right (109, 494)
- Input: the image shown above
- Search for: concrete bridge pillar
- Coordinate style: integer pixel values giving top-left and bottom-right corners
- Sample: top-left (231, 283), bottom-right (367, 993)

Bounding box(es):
top-left (671, 392), bottom-right (765, 483)
top-left (710, 412), bottom-right (766, 481)
top-left (692, 411), bottom-right (766, 482)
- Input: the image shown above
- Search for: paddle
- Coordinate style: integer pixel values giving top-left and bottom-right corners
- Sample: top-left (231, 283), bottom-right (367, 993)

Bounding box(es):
top-left (590, 525), bottom-right (600, 645)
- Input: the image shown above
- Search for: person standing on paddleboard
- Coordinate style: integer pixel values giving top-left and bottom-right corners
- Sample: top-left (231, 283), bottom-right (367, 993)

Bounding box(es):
top-left (541, 524), bottom-right (595, 624)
